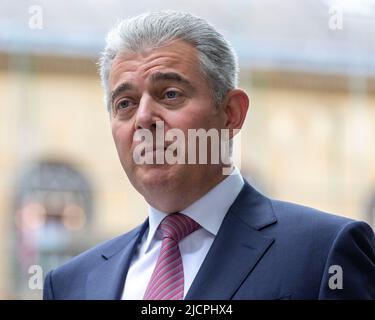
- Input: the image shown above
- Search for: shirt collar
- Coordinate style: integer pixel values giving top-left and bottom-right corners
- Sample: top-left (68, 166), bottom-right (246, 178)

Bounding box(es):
top-left (144, 167), bottom-right (244, 253)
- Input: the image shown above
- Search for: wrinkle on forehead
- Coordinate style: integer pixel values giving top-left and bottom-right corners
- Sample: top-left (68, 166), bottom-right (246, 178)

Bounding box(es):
top-left (108, 40), bottom-right (203, 89)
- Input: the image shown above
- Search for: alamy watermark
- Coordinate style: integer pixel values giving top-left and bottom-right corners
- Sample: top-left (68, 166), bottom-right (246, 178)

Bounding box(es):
top-left (132, 121), bottom-right (241, 175)
top-left (328, 264), bottom-right (343, 290)
top-left (28, 5), bottom-right (43, 30)
top-left (328, 5), bottom-right (344, 30)
top-left (28, 265), bottom-right (43, 290)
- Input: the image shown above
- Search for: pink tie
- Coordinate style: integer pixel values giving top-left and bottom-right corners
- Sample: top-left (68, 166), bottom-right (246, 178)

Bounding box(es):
top-left (143, 213), bottom-right (200, 300)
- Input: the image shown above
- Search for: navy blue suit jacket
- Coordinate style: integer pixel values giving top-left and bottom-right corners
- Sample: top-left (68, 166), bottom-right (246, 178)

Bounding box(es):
top-left (43, 181), bottom-right (375, 299)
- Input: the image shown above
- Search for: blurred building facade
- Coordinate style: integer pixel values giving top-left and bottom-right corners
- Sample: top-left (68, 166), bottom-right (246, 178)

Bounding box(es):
top-left (1, 0), bottom-right (375, 299)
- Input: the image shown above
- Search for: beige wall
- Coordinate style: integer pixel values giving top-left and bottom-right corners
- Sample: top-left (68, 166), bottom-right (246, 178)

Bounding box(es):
top-left (242, 82), bottom-right (375, 219)
top-left (1, 69), bottom-right (16, 298)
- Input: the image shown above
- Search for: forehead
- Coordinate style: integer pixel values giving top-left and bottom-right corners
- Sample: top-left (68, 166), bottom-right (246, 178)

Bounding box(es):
top-left (109, 40), bottom-right (202, 89)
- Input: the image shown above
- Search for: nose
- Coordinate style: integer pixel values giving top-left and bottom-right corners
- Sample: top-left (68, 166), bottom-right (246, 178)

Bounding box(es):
top-left (134, 94), bottom-right (161, 131)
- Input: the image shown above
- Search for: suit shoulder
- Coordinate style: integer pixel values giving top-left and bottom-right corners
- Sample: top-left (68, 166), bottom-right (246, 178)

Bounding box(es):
top-left (266, 198), bottom-right (369, 246)
top-left (269, 198), bottom-right (355, 228)
top-left (267, 198), bottom-right (374, 263)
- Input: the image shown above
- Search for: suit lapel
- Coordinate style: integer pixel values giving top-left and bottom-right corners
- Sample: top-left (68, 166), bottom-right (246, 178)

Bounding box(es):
top-left (85, 181), bottom-right (276, 300)
top-left (85, 220), bottom-right (148, 299)
top-left (185, 181), bottom-right (277, 300)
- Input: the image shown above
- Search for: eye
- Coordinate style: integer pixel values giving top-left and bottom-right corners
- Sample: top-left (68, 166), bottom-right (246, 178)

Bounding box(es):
top-left (164, 90), bottom-right (179, 99)
top-left (118, 100), bottom-right (130, 109)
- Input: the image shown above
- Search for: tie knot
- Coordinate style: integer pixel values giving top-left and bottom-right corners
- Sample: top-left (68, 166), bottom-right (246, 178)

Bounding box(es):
top-left (159, 213), bottom-right (200, 242)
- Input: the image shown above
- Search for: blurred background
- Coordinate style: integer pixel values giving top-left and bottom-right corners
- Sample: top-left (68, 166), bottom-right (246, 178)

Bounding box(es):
top-left (0, 0), bottom-right (375, 299)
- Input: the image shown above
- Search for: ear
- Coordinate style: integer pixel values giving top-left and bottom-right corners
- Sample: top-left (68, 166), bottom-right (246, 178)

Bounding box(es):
top-left (222, 89), bottom-right (249, 138)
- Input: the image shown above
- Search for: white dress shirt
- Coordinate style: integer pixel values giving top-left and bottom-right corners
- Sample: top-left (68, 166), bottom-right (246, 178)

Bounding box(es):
top-left (121, 168), bottom-right (244, 299)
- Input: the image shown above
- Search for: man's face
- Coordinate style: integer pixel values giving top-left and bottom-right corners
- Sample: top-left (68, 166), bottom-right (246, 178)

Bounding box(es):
top-left (109, 40), bottom-right (227, 208)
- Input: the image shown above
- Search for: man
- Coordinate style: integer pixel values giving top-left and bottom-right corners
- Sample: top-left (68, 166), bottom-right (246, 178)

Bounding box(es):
top-left (43, 11), bottom-right (375, 300)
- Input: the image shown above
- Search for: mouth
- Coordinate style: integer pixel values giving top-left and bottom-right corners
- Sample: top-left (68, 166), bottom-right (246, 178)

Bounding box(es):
top-left (140, 145), bottom-right (168, 157)
top-left (132, 140), bottom-right (181, 164)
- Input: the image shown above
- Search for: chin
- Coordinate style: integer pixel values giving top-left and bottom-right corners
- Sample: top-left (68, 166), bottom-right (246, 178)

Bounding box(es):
top-left (132, 164), bottom-right (177, 191)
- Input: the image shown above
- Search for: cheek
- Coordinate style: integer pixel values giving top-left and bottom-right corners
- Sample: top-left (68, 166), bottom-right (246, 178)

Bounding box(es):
top-left (174, 107), bottom-right (210, 128)
top-left (183, 111), bottom-right (219, 130)
top-left (112, 123), bottom-right (133, 153)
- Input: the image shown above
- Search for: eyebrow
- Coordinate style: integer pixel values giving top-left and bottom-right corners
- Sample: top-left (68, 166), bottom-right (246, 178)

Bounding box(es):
top-left (111, 82), bottom-right (135, 106)
top-left (150, 72), bottom-right (194, 91)
top-left (110, 71), bottom-right (195, 106)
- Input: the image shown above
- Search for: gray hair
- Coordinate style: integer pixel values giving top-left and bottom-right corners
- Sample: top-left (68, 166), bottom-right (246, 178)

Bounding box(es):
top-left (99, 10), bottom-right (239, 112)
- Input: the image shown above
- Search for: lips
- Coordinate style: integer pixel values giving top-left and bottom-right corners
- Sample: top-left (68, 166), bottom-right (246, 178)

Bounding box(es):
top-left (139, 145), bottom-right (168, 156)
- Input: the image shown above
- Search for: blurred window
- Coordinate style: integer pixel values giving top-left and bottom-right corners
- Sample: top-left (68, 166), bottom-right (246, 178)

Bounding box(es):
top-left (13, 160), bottom-right (93, 296)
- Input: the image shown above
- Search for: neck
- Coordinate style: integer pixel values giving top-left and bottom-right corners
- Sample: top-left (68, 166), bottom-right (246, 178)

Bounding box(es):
top-left (145, 166), bottom-right (232, 213)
